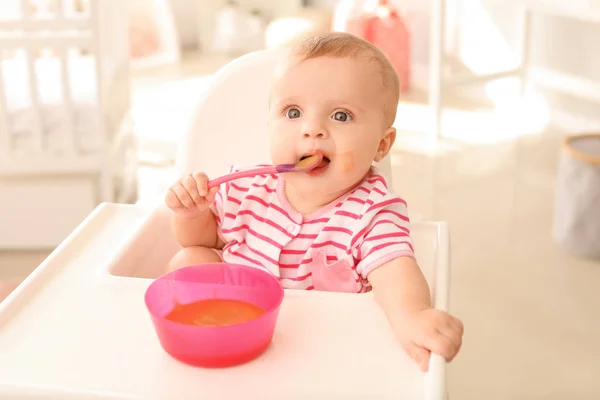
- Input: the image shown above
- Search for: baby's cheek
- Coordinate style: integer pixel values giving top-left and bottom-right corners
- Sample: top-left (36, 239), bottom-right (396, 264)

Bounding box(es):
top-left (269, 137), bottom-right (292, 163)
top-left (337, 152), bottom-right (355, 173)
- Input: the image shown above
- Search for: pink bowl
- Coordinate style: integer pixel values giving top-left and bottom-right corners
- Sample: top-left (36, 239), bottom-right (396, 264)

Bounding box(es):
top-left (144, 263), bottom-right (284, 368)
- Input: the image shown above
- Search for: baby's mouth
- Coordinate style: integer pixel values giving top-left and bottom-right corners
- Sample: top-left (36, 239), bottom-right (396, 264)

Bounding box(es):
top-left (300, 152), bottom-right (330, 168)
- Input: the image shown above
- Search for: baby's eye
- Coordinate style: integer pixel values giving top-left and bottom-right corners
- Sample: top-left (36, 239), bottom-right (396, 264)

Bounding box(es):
top-left (333, 111), bottom-right (351, 122)
top-left (286, 108), bottom-right (302, 119)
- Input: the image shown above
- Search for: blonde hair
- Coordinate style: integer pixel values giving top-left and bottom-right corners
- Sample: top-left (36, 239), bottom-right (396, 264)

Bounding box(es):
top-left (288, 32), bottom-right (400, 127)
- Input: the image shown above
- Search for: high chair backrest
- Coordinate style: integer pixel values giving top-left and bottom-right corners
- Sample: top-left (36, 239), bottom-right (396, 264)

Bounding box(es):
top-left (176, 49), bottom-right (394, 185)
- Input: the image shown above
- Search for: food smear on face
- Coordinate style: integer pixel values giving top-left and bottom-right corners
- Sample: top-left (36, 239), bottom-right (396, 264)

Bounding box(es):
top-left (336, 152), bottom-right (354, 172)
top-left (165, 299), bottom-right (265, 327)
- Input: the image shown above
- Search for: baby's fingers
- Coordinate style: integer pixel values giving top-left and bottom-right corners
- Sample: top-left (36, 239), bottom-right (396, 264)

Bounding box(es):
top-left (182, 174), bottom-right (202, 205)
top-left (164, 188), bottom-right (184, 209)
top-left (425, 329), bottom-right (458, 362)
top-left (402, 341), bottom-right (430, 372)
top-left (450, 316), bottom-right (464, 337)
top-left (204, 186), bottom-right (220, 204)
top-left (437, 325), bottom-right (462, 361)
top-left (436, 315), bottom-right (463, 360)
top-left (172, 183), bottom-right (196, 209)
top-left (192, 172), bottom-right (210, 197)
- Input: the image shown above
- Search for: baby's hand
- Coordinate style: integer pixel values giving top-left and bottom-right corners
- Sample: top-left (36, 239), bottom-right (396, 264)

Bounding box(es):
top-left (397, 308), bottom-right (463, 372)
top-left (165, 172), bottom-right (219, 218)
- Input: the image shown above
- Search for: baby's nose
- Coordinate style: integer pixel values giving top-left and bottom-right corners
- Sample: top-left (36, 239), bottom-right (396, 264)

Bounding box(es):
top-left (303, 131), bottom-right (326, 139)
top-left (301, 117), bottom-right (328, 139)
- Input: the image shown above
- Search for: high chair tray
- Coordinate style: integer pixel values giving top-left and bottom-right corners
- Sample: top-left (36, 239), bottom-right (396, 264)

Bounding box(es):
top-left (0, 203), bottom-right (446, 400)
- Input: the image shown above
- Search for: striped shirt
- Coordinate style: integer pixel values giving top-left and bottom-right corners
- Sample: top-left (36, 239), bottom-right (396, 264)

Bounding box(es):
top-left (210, 165), bottom-right (415, 293)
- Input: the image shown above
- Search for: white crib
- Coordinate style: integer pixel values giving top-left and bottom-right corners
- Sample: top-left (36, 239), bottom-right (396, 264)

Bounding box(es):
top-left (0, 0), bottom-right (136, 249)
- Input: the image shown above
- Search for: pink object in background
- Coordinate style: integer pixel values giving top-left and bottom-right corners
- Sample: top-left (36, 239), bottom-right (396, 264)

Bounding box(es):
top-left (336, 0), bottom-right (411, 92)
top-left (144, 263), bottom-right (284, 368)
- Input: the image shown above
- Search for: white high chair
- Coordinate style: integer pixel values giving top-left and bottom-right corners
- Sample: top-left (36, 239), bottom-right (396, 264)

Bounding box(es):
top-left (0, 50), bottom-right (452, 400)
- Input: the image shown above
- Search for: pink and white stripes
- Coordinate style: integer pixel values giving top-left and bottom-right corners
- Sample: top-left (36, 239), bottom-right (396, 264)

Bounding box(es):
top-left (211, 166), bottom-right (415, 293)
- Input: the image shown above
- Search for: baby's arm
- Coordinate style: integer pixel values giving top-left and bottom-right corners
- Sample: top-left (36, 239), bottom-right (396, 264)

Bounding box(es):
top-left (368, 256), bottom-right (431, 316)
top-left (368, 256), bottom-right (463, 372)
top-left (172, 211), bottom-right (220, 248)
top-left (352, 191), bottom-right (463, 372)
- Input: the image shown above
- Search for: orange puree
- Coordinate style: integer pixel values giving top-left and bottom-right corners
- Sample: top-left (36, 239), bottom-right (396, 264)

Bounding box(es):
top-left (165, 299), bottom-right (265, 327)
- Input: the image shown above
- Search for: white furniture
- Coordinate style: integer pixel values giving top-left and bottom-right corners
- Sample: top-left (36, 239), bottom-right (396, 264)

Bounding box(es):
top-left (0, 0), bottom-right (135, 249)
top-left (429, 0), bottom-right (600, 138)
top-left (0, 49), bottom-right (453, 399)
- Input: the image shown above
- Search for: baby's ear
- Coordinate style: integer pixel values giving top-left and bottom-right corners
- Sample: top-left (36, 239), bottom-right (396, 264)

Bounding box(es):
top-left (374, 127), bottom-right (396, 162)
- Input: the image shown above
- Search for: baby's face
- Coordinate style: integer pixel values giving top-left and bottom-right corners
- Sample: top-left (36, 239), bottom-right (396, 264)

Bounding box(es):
top-left (268, 55), bottom-right (392, 200)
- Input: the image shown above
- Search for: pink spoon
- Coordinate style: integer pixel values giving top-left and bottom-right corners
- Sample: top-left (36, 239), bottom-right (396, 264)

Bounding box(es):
top-left (207, 153), bottom-right (324, 189)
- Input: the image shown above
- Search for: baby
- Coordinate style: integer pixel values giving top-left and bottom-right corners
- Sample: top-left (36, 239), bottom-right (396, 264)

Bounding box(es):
top-left (165, 32), bottom-right (463, 372)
